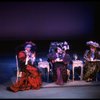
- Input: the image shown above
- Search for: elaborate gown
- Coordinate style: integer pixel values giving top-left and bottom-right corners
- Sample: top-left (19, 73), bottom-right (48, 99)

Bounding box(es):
top-left (48, 52), bottom-right (69, 84)
top-left (83, 50), bottom-right (100, 81)
top-left (8, 51), bottom-right (42, 92)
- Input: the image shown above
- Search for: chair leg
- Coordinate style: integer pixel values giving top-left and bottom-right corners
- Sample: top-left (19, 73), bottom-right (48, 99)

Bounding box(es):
top-left (67, 69), bottom-right (70, 80)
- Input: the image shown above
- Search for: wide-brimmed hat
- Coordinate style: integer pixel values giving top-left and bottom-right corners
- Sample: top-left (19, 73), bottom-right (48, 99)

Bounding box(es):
top-left (25, 44), bottom-right (32, 49)
top-left (86, 41), bottom-right (100, 48)
top-left (62, 45), bottom-right (69, 50)
top-left (24, 41), bottom-right (37, 52)
top-left (62, 41), bottom-right (70, 50)
top-left (24, 41), bottom-right (36, 48)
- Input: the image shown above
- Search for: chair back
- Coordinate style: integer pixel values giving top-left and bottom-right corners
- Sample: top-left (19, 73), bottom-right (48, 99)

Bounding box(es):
top-left (16, 55), bottom-right (22, 82)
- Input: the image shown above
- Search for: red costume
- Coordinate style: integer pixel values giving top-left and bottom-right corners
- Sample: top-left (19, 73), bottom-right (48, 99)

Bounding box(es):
top-left (9, 51), bottom-right (42, 92)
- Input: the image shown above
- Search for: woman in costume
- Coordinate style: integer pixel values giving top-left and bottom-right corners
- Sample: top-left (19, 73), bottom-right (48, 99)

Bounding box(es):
top-left (7, 41), bottom-right (42, 92)
top-left (83, 41), bottom-right (100, 82)
top-left (48, 41), bottom-right (71, 85)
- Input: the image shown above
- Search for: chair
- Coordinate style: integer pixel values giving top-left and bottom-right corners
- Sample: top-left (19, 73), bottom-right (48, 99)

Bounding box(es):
top-left (16, 55), bottom-right (22, 82)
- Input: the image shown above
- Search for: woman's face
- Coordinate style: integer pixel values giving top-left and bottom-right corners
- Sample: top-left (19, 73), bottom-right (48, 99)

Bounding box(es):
top-left (25, 47), bottom-right (31, 52)
top-left (90, 46), bottom-right (96, 52)
top-left (57, 48), bottom-right (62, 53)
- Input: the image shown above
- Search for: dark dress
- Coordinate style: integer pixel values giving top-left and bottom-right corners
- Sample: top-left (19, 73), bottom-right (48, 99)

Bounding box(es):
top-left (48, 52), bottom-right (69, 84)
top-left (8, 51), bottom-right (42, 92)
top-left (83, 50), bottom-right (100, 81)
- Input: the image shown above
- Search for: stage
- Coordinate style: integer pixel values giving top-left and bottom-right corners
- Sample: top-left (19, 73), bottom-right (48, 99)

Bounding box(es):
top-left (0, 80), bottom-right (100, 99)
top-left (0, 1), bottom-right (100, 98)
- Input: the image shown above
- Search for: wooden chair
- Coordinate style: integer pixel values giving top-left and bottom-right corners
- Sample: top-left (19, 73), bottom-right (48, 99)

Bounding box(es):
top-left (16, 55), bottom-right (22, 82)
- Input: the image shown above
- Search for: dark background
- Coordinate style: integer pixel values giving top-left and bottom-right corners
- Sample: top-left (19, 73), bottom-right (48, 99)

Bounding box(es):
top-left (0, 1), bottom-right (100, 57)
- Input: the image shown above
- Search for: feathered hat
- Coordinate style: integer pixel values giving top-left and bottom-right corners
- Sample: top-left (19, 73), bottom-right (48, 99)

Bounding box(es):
top-left (86, 41), bottom-right (100, 48)
top-left (24, 41), bottom-right (37, 52)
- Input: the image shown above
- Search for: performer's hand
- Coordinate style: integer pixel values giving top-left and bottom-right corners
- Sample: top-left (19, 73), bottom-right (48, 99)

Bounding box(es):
top-left (55, 58), bottom-right (63, 62)
top-left (25, 56), bottom-right (30, 65)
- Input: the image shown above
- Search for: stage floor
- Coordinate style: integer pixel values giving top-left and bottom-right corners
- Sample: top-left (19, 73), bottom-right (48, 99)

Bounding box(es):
top-left (42, 80), bottom-right (100, 88)
top-left (0, 80), bottom-right (100, 99)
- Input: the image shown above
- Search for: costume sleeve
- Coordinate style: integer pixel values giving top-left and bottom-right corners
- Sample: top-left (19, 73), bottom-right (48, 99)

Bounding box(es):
top-left (83, 50), bottom-right (90, 61)
top-left (63, 54), bottom-right (72, 64)
top-left (47, 53), bottom-right (56, 61)
top-left (18, 51), bottom-right (26, 63)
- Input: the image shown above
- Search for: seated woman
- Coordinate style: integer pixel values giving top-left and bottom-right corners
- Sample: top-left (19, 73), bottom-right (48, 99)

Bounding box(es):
top-left (48, 42), bottom-right (70, 85)
top-left (83, 41), bottom-right (100, 82)
top-left (7, 41), bottom-right (42, 92)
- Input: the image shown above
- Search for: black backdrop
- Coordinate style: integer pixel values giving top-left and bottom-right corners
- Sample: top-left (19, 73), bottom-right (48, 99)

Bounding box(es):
top-left (0, 1), bottom-right (100, 57)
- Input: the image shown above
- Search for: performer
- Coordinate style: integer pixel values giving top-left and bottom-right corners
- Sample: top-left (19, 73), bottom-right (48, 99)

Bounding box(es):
top-left (83, 41), bottom-right (100, 82)
top-left (48, 41), bottom-right (70, 85)
top-left (7, 41), bottom-right (42, 92)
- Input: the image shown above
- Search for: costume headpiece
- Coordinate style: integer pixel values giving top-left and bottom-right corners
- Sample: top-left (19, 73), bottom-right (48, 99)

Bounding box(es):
top-left (86, 41), bottom-right (100, 48)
